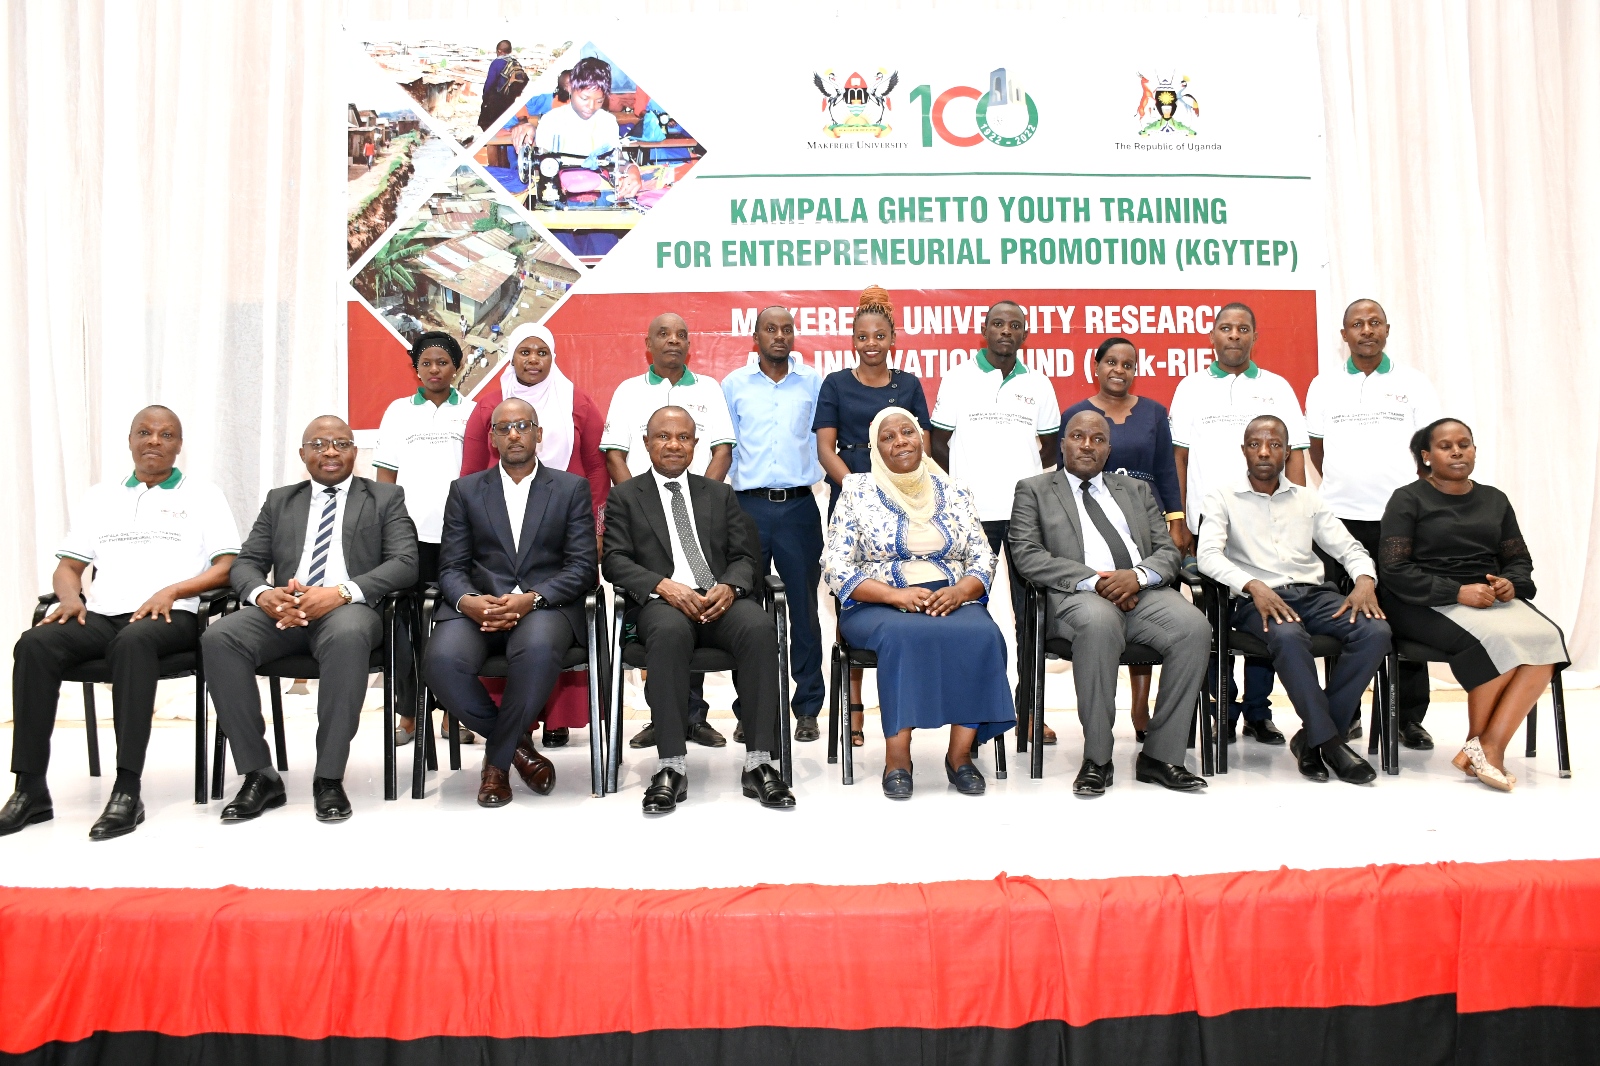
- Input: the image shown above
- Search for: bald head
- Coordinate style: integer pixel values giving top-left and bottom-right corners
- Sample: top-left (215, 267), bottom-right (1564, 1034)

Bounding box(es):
top-left (491, 397), bottom-right (537, 426)
top-left (490, 397), bottom-right (540, 468)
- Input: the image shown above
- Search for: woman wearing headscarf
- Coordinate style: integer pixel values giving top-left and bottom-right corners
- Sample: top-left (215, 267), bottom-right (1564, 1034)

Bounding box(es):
top-left (458, 322), bottom-right (609, 746)
top-left (822, 407), bottom-right (1015, 799)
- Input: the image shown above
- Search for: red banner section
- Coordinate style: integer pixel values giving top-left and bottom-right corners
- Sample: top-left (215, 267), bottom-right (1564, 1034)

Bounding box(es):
top-left (347, 300), bottom-right (415, 430)
top-left (2, 859), bottom-right (1597, 1052)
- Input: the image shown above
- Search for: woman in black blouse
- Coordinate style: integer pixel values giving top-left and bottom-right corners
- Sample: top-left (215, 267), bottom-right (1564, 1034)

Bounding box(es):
top-left (1378, 418), bottom-right (1567, 792)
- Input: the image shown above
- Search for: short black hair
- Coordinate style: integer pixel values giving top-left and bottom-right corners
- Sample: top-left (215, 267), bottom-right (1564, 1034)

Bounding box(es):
top-left (646, 405), bottom-right (695, 435)
top-left (1094, 336), bottom-right (1136, 363)
top-left (1342, 298), bottom-right (1386, 326)
top-left (1063, 408), bottom-right (1111, 435)
top-left (569, 57), bottom-right (611, 96)
top-left (411, 331), bottom-right (463, 368)
top-left (495, 40), bottom-right (512, 54)
top-left (1243, 413), bottom-right (1288, 444)
top-left (555, 68), bottom-right (573, 102)
top-left (1216, 301), bottom-right (1256, 329)
top-left (1409, 417), bottom-right (1472, 474)
top-left (131, 405), bottom-right (182, 436)
top-left (753, 305), bottom-right (791, 333)
top-left (987, 299), bottom-right (1025, 320)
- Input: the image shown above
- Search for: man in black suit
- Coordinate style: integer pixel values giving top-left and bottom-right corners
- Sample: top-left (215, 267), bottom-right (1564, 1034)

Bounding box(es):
top-left (603, 407), bottom-right (795, 814)
top-left (425, 399), bottom-right (596, 807)
top-left (203, 415), bottom-right (418, 823)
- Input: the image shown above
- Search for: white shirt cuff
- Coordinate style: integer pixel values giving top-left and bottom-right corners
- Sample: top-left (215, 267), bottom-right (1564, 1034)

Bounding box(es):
top-left (247, 585), bottom-right (271, 606)
top-left (342, 582), bottom-right (366, 604)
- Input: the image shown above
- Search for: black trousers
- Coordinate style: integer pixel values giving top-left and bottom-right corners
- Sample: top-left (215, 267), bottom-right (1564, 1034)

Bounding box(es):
top-left (1316, 518), bottom-right (1430, 725)
top-left (633, 598), bottom-right (778, 759)
top-left (11, 611), bottom-right (198, 777)
top-left (737, 492), bottom-right (825, 718)
top-left (424, 612), bottom-right (574, 770)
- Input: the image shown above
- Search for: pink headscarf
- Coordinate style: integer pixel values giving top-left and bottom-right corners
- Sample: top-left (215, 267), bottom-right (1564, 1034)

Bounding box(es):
top-left (499, 323), bottom-right (575, 470)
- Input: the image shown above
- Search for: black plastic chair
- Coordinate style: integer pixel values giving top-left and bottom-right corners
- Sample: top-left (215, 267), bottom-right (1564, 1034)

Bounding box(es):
top-left (1198, 575), bottom-right (1396, 775)
top-left (606, 575), bottom-right (793, 794)
top-left (32, 587), bottom-right (232, 804)
top-left (825, 597), bottom-right (1008, 786)
top-left (1015, 574), bottom-right (1213, 781)
top-left (413, 589), bottom-right (610, 797)
top-left (210, 590), bottom-right (413, 801)
top-left (1392, 637), bottom-right (1570, 778)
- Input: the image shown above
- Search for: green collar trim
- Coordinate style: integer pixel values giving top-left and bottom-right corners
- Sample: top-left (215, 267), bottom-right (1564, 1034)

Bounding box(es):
top-left (125, 467), bottom-right (183, 490)
top-left (1346, 352), bottom-right (1392, 375)
top-left (412, 387), bottom-right (462, 405)
top-left (975, 348), bottom-right (1026, 381)
top-left (647, 367), bottom-right (696, 387)
top-left (1208, 359), bottom-right (1259, 379)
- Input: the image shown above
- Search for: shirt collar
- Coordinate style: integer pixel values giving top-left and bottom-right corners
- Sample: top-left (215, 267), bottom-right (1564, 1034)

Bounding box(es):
top-left (1071, 471), bottom-right (1107, 495)
top-left (500, 460), bottom-right (539, 486)
top-left (1208, 359), bottom-right (1260, 379)
top-left (412, 387), bottom-right (462, 405)
top-left (124, 467), bottom-right (184, 490)
top-left (1235, 475), bottom-right (1296, 498)
top-left (646, 367), bottom-right (697, 387)
top-left (975, 348), bottom-right (1027, 381)
top-left (314, 474), bottom-right (354, 496)
top-left (1345, 352), bottom-right (1392, 375)
top-left (746, 356), bottom-right (808, 381)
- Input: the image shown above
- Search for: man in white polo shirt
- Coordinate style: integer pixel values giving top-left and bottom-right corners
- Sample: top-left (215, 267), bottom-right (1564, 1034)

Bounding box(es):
top-left (1170, 302), bottom-right (1308, 746)
top-left (602, 310), bottom-right (737, 749)
top-left (2, 406), bottom-right (240, 841)
top-left (1306, 297), bottom-right (1441, 749)
top-left (931, 300), bottom-right (1060, 727)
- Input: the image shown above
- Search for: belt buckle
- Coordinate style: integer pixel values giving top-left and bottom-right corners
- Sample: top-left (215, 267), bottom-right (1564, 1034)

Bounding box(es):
top-left (766, 488), bottom-right (787, 502)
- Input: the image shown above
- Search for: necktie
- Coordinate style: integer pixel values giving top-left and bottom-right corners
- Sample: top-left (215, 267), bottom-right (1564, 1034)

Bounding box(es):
top-left (1080, 481), bottom-right (1135, 572)
top-left (665, 481), bottom-right (716, 590)
top-left (307, 486), bottom-right (339, 587)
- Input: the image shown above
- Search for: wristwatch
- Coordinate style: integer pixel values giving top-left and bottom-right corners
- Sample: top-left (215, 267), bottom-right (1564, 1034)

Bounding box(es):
top-left (528, 592), bottom-right (547, 610)
top-left (336, 582), bottom-right (355, 604)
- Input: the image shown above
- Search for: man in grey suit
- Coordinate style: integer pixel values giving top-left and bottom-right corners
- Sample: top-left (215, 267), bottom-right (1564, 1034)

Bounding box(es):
top-left (1009, 409), bottom-right (1210, 796)
top-left (204, 415), bottom-right (418, 823)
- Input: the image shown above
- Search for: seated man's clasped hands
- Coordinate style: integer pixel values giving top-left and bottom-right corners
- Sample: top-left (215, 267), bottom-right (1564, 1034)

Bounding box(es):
top-left (1008, 410), bottom-right (1211, 796)
top-left (1197, 416), bottom-right (1390, 785)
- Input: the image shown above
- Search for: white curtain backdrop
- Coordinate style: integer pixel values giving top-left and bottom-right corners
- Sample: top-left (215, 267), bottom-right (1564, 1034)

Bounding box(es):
top-left (2, 0), bottom-right (1595, 720)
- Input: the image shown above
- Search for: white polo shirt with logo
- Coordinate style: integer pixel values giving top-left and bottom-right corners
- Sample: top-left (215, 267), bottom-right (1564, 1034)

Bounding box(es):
top-left (600, 367), bottom-right (737, 478)
top-left (57, 469), bottom-right (242, 616)
top-left (372, 387), bottom-right (477, 542)
top-left (1168, 360), bottom-right (1309, 534)
top-left (930, 349), bottom-right (1060, 522)
top-left (1304, 353), bottom-right (1441, 521)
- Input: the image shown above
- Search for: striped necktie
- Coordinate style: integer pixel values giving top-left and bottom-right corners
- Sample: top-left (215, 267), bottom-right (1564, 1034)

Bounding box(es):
top-left (664, 481), bottom-right (716, 590)
top-left (307, 486), bottom-right (339, 587)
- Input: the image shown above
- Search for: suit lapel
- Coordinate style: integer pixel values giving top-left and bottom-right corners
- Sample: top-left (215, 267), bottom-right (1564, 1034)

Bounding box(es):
top-left (1046, 471), bottom-right (1085, 549)
top-left (637, 471), bottom-right (675, 562)
top-left (1105, 477), bottom-right (1152, 557)
top-left (514, 465), bottom-right (556, 571)
top-left (282, 482), bottom-right (312, 580)
top-left (342, 479), bottom-right (370, 568)
top-left (688, 475), bottom-right (718, 565)
top-left (481, 468), bottom-right (517, 558)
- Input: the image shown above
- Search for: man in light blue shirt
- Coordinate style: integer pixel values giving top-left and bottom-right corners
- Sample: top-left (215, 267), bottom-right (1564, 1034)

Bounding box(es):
top-left (722, 307), bottom-right (826, 739)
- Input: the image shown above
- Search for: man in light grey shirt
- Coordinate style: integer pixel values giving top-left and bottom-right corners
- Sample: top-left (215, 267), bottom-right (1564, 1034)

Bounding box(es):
top-left (1197, 415), bottom-right (1391, 785)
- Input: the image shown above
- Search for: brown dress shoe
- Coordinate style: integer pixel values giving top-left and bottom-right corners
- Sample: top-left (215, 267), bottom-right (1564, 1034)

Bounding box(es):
top-left (513, 733), bottom-right (557, 795)
top-left (477, 765), bottom-right (512, 808)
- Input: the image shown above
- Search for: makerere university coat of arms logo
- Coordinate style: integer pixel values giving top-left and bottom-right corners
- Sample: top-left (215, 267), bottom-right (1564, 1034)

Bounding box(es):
top-left (814, 68), bottom-right (899, 137)
top-left (1136, 72), bottom-right (1200, 137)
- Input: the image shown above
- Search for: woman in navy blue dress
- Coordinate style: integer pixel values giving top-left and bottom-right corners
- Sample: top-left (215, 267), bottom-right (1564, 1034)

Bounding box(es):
top-left (1059, 337), bottom-right (1188, 738)
top-left (814, 286), bottom-right (932, 746)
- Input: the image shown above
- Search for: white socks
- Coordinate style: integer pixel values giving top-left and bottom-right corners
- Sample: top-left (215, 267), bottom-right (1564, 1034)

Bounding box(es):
top-left (743, 750), bottom-right (773, 772)
top-left (657, 755), bottom-right (686, 774)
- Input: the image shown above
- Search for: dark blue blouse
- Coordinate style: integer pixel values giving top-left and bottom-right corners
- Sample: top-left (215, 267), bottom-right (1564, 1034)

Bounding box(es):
top-left (813, 368), bottom-right (932, 508)
top-left (1059, 396), bottom-right (1181, 513)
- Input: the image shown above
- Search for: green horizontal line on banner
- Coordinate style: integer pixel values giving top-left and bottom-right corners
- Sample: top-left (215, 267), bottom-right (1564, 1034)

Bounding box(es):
top-left (700, 172), bottom-right (1312, 181)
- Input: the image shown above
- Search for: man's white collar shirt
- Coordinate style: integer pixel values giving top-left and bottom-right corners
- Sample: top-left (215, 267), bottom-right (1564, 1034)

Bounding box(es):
top-left (248, 476), bottom-right (366, 606)
top-left (1196, 477), bottom-right (1376, 597)
top-left (1068, 473), bottom-right (1160, 591)
top-left (500, 462), bottom-right (538, 594)
top-left (652, 469), bottom-right (708, 589)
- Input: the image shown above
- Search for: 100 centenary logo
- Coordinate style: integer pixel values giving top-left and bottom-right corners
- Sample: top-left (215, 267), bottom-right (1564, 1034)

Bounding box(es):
top-left (810, 66), bottom-right (1038, 148)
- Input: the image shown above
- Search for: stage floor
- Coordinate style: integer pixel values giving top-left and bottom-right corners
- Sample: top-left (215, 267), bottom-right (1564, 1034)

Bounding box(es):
top-left (3, 678), bottom-right (1597, 893)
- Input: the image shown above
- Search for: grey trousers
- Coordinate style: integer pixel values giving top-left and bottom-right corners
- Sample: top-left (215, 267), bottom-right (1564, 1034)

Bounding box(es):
top-left (202, 603), bottom-right (382, 779)
top-left (1054, 586), bottom-right (1210, 766)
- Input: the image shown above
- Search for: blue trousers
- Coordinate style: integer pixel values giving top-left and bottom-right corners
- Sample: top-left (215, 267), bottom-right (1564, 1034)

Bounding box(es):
top-left (736, 491), bottom-right (825, 718)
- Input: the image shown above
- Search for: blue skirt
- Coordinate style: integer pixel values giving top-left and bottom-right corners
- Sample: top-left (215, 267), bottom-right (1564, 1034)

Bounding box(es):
top-left (840, 581), bottom-right (1016, 742)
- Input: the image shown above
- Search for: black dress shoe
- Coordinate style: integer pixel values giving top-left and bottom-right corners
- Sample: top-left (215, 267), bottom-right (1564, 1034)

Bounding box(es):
top-left (793, 715), bottom-right (820, 742)
top-left (733, 721), bottom-right (745, 743)
top-left (0, 790), bottom-right (53, 836)
top-left (629, 723), bottom-right (657, 749)
top-left (542, 726), bottom-right (569, 748)
top-left (1072, 758), bottom-right (1113, 796)
top-left (1346, 720), bottom-right (1364, 740)
top-left (1224, 718), bottom-right (1238, 744)
top-left (881, 767), bottom-right (913, 799)
top-left (741, 764), bottom-right (796, 809)
top-left (88, 792), bottom-right (145, 840)
top-left (1135, 753), bottom-right (1208, 791)
top-left (945, 757), bottom-right (986, 796)
top-left (312, 777), bottom-right (353, 822)
top-left (220, 771), bottom-right (287, 823)
top-left (1319, 738), bottom-right (1377, 784)
top-left (1135, 729), bottom-right (1148, 743)
top-left (689, 722), bottom-right (727, 748)
top-left (642, 767), bottom-right (687, 814)
top-left (1243, 719), bottom-right (1286, 745)
top-left (1399, 722), bottom-right (1434, 750)
top-left (1289, 730), bottom-right (1329, 782)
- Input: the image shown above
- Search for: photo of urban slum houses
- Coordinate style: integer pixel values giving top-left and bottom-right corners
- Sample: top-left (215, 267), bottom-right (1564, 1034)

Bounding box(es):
top-left (362, 37), bottom-right (573, 147)
top-left (347, 101), bottom-right (458, 266)
top-left (475, 44), bottom-right (704, 264)
top-left (350, 165), bottom-right (582, 395)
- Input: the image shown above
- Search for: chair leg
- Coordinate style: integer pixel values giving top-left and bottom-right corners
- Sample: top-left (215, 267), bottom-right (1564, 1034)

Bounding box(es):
top-left (1385, 653), bottom-right (1400, 775)
top-left (1525, 694), bottom-right (1538, 758)
top-left (774, 594), bottom-right (793, 789)
top-left (211, 721), bottom-right (228, 799)
top-left (827, 645), bottom-right (841, 765)
top-left (1215, 650), bottom-right (1230, 775)
top-left (1197, 688), bottom-right (1214, 777)
top-left (83, 683), bottom-right (101, 777)
top-left (411, 596), bottom-right (428, 799)
top-left (1030, 593), bottom-right (1046, 780)
top-left (1553, 668), bottom-right (1571, 779)
top-left (423, 693), bottom-right (439, 772)
top-left (993, 733), bottom-right (1007, 780)
top-left (587, 596), bottom-right (605, 799)
top-left (269, 681), bottom-right (289, 771)
top-left (447, 711), bottom-right (462, 771)
top-left (195, 672), bottom-right (209, 804)
top-left (842, 668), bottom-right (857, 787)
top-left (1372, 660), bottom-right (1390, 774)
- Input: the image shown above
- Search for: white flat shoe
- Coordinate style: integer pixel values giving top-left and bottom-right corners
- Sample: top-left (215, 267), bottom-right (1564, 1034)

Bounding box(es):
top-left (1464, 738), bottom-right (1513, 792)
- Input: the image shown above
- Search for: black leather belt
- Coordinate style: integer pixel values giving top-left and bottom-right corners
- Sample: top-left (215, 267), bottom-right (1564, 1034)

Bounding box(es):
top-left (738, 487), bottom-right (810, 503)
top-left (837, 442), bottom-right (872, 451)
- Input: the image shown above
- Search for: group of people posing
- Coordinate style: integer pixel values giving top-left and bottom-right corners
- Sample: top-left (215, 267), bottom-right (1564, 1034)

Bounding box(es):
top-left (2, 288), bottom-right (1568, 839)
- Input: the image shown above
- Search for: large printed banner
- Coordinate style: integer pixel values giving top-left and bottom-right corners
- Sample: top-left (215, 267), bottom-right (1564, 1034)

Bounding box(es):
top-left (343, 16), bottom-right (1329, 430)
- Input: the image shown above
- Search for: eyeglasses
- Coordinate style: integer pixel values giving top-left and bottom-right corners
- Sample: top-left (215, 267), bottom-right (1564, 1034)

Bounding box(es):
top-left (491, 419), bottom-right (537, 435)
top-left (302, 438), bottom-right (357, 453)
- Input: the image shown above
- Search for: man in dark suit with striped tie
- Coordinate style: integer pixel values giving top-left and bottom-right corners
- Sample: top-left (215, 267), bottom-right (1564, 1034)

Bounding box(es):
top-left (204, 415), bottom-right (418, 823)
